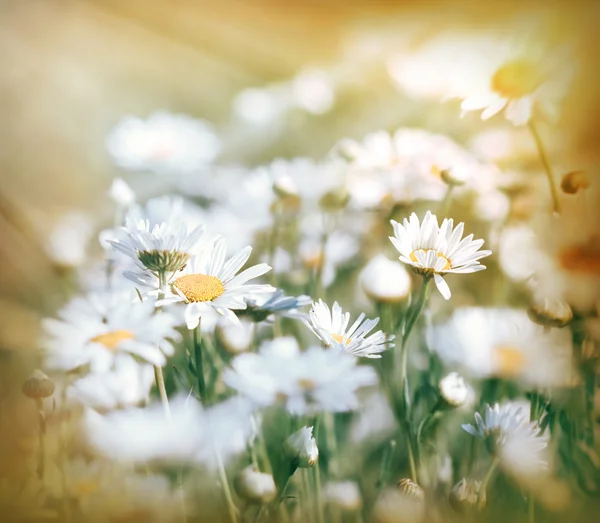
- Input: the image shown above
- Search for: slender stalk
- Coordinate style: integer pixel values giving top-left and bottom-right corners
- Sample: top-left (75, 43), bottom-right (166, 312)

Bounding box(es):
top-left (312, 463), bottom-right (325, 523)
top-left (323, 412), bottom-right (339, 477)
top-left (302, 468), bottom-right (315, 523)
top-left (528, 121), bottom-right (561, 214)
top-left (400, 278), bottom-right (431, 417)
top-left (193, 324), bottom-right (208, 404)
top-left (35, 398), bottom-right (46, 480)
top-left (528, 495), bottom-right (535, 523)
top-left (479, 456), bottom-right (500, 504)
top-left (377, 439), bottom-right (396, 490)
top-left (267, 209), bottom-right (280, 286)
top-left (154, 365), bottom-right (171, 419)
top-left (215, 446), bottom-right (239, 523)
top-left (312, 214), bottom-right (331, 299)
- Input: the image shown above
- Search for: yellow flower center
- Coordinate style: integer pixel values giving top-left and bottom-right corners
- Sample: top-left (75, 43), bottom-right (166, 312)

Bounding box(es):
top-left (331, 333), bottom-right (351, 345)
top-left (172, 273), bottom-right (225, 302)
top-left (491, 60), bottom-right (541, 98)
top-left (559, 240), bottom-right (600, 275)
top-left (90, 330), bottom-right (134, 351)
top-left (297, 378), bottom-right (317, 390)
top-left (494, 345), bottom-right (526, 376)
top-left (73, 479), bottom-right (99, 496)
top-left (409, 249), bottom-right (452, 271)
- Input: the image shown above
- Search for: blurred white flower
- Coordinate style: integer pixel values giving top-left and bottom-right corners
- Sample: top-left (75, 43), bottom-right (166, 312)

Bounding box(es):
top-left (109, 195), bottom-right (205, 276)
top-left (215, 317), bottom-right (255, 354)
top-left (43, 290), bottom-right (179, 372)
top-left (234, 466), bottom-right (277, 504)
top-left (429, 307), bottom-right (574, 387)
top-left (292, 68), bottom-right (335, 114)
top-left (223, 337), bottom-right (378, 415)
top-left (68, 354), bottom-right (155, 410)
top-left (457, 43), bottom-right (574, 126)
top-left (390, 211), bottom-right (492, 299)
top-left (337, 129), bottom-right (486, 208)
top-left (45, 211), bottom-right (95, 267)
top-left (359, 254), bottom-right (412, 303)
top-left (304, 299), bottom-right (391, 358)
top-left (233, 87), bottom-right (287, 125)
top-left (146, 237), bottom-right (274, 329)
top-left (106, 111), bottom-right (221, 174)
top-left (323, 481), bottom-right (362, 511)
top-left (349, 392), bottom-right (396, 445)
top-left (108, 178), bottom-right (136, 208)
top-left (85, 395), bottom-right (253, 467)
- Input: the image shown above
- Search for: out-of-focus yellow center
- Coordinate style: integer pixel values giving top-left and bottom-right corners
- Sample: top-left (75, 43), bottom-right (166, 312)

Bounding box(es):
top-left (409, 249), bottom-right (452, 271)
top-left (491, 60), bottom-right (541, 98)
top-left (559, 241), bottom-right (600, 275)
top-left (172, 274), bottom-right (225, 302)
top-left (73, 480), bottom-right (99, 496)
top-left (494, 345), bottom-right (526, 376)
top-left (331, 333), bottom-right (351, 345)
top-left (90, 330), bottom-right (134, 350)
top-left (297, 378), bottom-right (316, 391)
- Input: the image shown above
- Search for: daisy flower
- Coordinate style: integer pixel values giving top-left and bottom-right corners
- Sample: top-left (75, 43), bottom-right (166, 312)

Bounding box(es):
top-left (456, 42), bottom-right (574, 126)
top-left (84, 396), bottom-right (253, 468)
top-left (106, 111), bottom-right (221, 175)
top-left (222, 337), bottom-right (378, 415)
top-left (389, 211), bottom-right (492, 299)
top-left (68, 354), bottom-right (155, 410)
top-left (42, 290), bottom-right (180, 372)
top-left (303, 300), bottom-right (392, 358)
top-left (462, 402), bottom-right (545, 447)
top-left (241, 290), bottom-right (312, 322)
top-left (152, 237), bottom-right (275, 329)
top-left (108, 196), bottom-right (204, 277)
top-left (359, 254), bottom-right (412, 304)
top-left (428, 307), bottom-right (574, 387)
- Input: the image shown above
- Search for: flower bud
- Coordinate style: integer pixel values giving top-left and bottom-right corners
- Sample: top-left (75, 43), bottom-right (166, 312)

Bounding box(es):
top-left (360, 255), bottom-right (412, 304)
top-left (22, 370), bottom-right (55, 399)
top-left (215, 318), bottom-right (254, 354)
top-left (396, 478), bottom-right (424, 502)
top-left (528, 296), bottom-right (572, 328)
top-left (319, 187), bottom-right (350, 212)
top-left (109, 178), bottom-right (136, 207)
top-left (273, 175), bottom-right (299, 199)
top-left (284, 426), bottom-right (318, 468)
top-left (234, 466), bottom-right (277, 504)
top-left (449, 478), bottom-right (486, 512)
top-left (323, 481), bottom-right (362, 512)
top-left (439, 372), bottom-right (469, 409)
top-left (560, 170), bottom-right (590, 195)
top-left (441, 167), bottom-right (468, 187)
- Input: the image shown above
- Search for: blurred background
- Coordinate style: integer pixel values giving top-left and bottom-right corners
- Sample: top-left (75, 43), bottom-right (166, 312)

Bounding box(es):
top-left (1, 1), bottom-right (600, 519)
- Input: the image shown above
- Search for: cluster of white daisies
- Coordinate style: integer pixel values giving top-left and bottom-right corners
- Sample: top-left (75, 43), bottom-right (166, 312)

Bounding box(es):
top-left (17, 30), bottom-right (600, 523)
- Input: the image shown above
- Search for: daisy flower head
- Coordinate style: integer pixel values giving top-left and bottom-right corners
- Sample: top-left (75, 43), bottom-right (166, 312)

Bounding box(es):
top-left (158, 237), bottom-right (275, 329)
top-left (389, 211), bottom-right (492, 299)
top-left (304, 300), bottom-right (392, 358)
top-left (106, 111), bottom-right (221, 175)
top-left (223, 337), bottom-right (378, 415)
top-left (109, 196), bottom-right (204, 276)
top-left (462, 402), bottom-right (544, 450)
top-left (242, 290), bottom-right (312, 322)
top-left (456, 40), bottom-right (574, 126)
top-left (42, 290), bottom-right (180, 373)
top-left (428, 307), bottom-right (574, 388)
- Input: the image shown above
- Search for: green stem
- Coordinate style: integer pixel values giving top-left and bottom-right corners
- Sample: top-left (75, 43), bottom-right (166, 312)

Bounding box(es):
top-left (214, 446), bottom-right (238, 523)
top-left (377, 439), bottom-right (396, 490)
top-left (479, 456), bottom-right (500, 504)
top-left (154, 365), bottom-right (171, 419)
top-left (528, 495), bottom-right (535, 523)
top-left (528, 120), bottom-right (561, 214)
top-left (193, 324), bottom-right (208, 404)
top-left (400, 277), bottom-right (431, 417)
